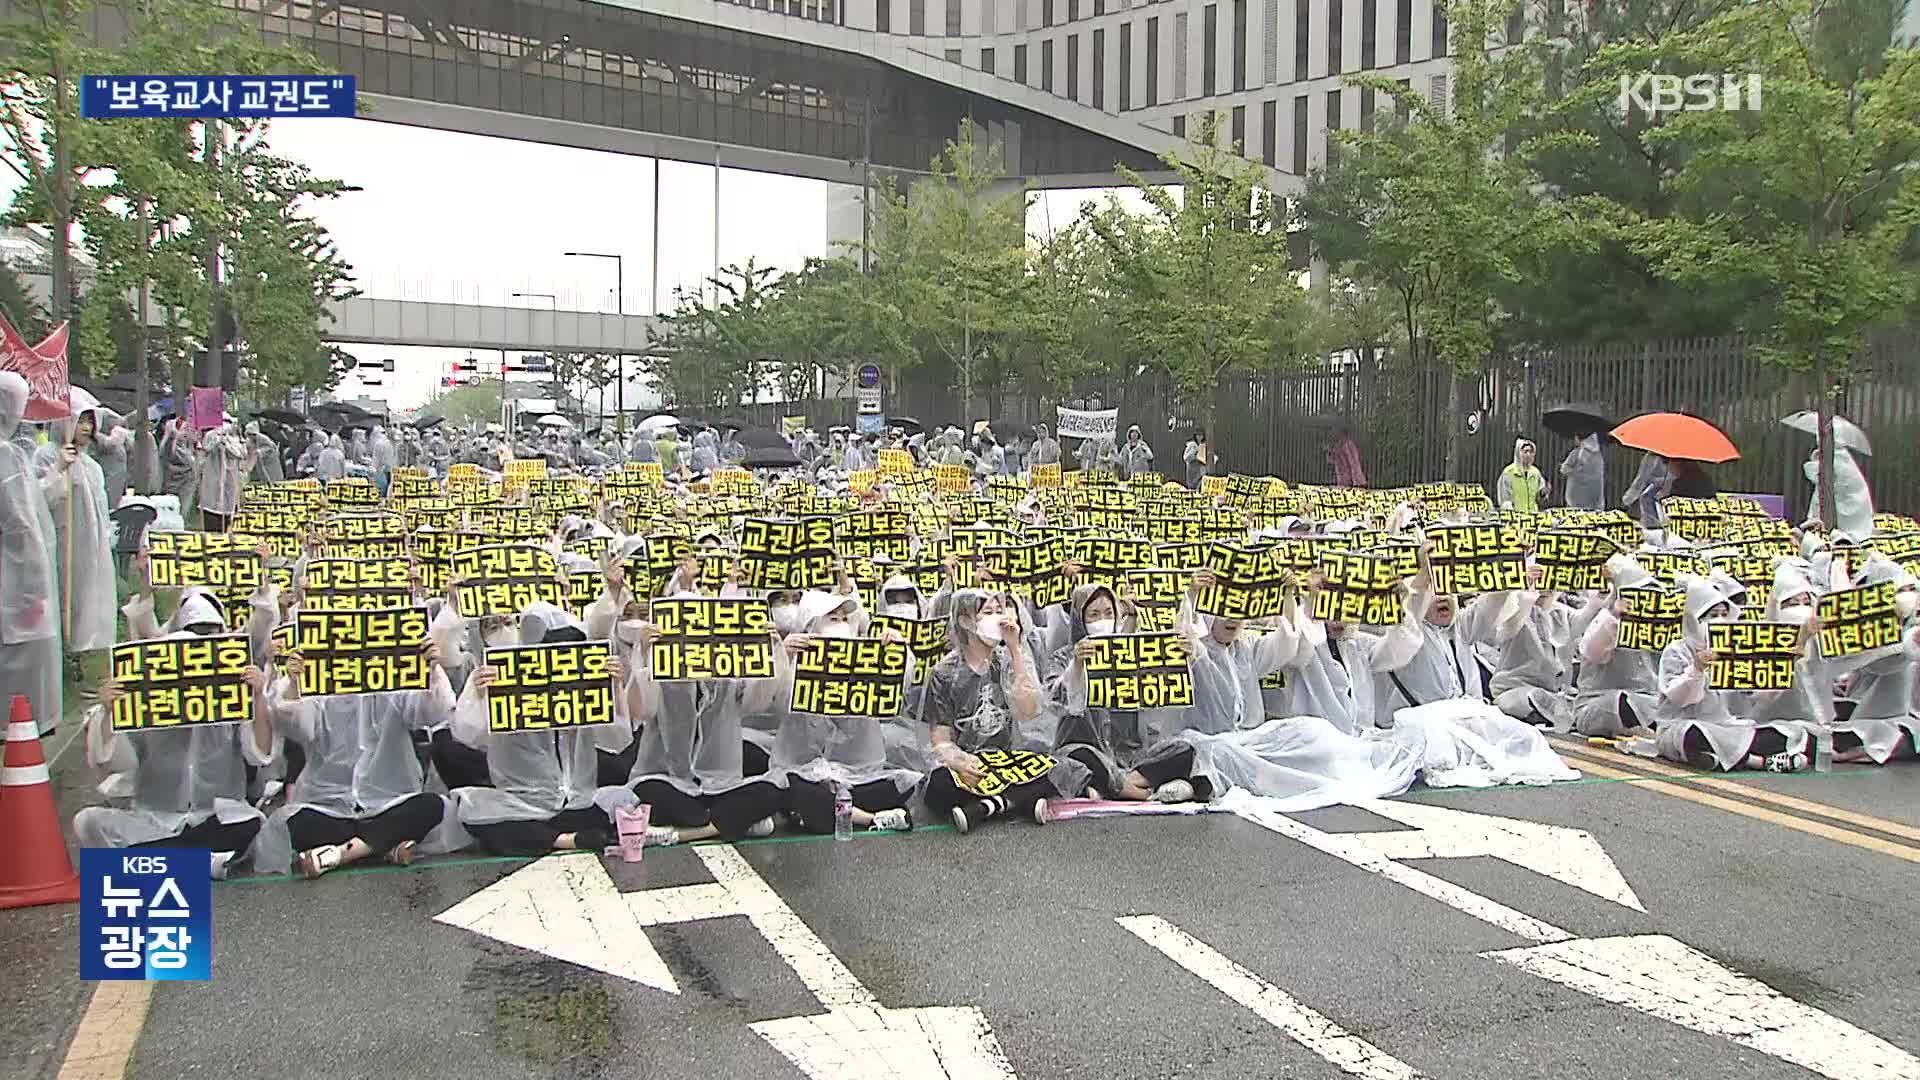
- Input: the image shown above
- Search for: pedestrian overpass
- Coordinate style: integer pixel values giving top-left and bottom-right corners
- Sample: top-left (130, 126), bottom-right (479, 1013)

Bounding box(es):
top-left (322, 296), bottom-right (667, 353)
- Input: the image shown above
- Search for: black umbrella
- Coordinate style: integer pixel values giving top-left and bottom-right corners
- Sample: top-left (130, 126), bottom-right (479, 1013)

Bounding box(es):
top-left (889, 416), bottom-right (925, 434)
top-left (711, 416), bottom-right (752, 432)
top-left (741, 447), bottom-right (802, 470)
top-left (251, 408), bottom-right (306, 427)
top-left (1542, 402), bottom-right (1614, 440)
top-left (988, 418), bottom-right (1032, 442)
top-left (735, 426), bottom-right (790, 451)
top-left (410, 414), bottom-right (447, 430)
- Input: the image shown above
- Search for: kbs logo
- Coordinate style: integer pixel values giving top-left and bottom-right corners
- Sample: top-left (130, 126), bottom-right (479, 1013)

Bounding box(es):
top-left (1617, 73), bottom-right (1762, 115)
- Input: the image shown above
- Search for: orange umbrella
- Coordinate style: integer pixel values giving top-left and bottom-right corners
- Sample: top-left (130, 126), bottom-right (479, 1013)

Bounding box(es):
top-left (1609, 413), bottom-right (1740, 463)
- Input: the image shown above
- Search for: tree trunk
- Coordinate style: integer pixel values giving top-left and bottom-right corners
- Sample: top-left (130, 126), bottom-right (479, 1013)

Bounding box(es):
top-left (48, 44), bottom-right (73, 325)
top-left (199, 123), bottom-right (224, 404)
top-left (1815, 352), bottom-right (1838, 530)
top-left (1443, 367), bottom-right (1463, 481)
top-left (132, 201), bottom-right (154, 492)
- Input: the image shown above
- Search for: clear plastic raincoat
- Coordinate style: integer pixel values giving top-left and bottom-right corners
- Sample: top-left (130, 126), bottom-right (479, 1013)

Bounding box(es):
top-left (1653, 574), bottom-right (1822, 770)
top-left (35, 408), bottom-right (118, 653)
top-left (0, 372), bottom-right (61, 734)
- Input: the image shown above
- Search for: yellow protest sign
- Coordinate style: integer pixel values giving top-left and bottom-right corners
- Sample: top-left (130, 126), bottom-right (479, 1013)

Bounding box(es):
top-left (109, 635), bottom-right (254, 732)
top-left (648, 597), bottom-right (775, 680)
top-left (484, 641), bottom-right (615, 732)
top-left (1084, 633), bottom-right (1194, 710)
top-left (789, 637), bottom-right (909, 717)
top-left (293, 607), bottom-right (432, 696)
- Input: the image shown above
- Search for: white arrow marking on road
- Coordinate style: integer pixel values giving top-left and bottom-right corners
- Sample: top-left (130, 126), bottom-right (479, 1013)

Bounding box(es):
top-left (1118, 916), bottom-right (1425, 1080)
top-left (1347, 799), bottom-right (1645, 912)
top-left (1484, 934), bottom-right (1920, 1080)
top-left (1231, 802), bottom-right (1573, 943)
top-left (436, 848), bottom-right (1019, 1079)
top-left (432, 852), bottom-right (680, 993)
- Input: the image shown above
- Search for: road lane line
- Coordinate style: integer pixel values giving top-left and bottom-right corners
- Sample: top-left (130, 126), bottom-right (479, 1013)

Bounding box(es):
top-left (56, 981), bottom-right (154, 1080)
top-left (695, 845), bottom-right (879, 1011)
top-left (1117, 916), bottom-right (1424, 1080)
top-left (1230, 803), bottom-right (1572, 943)
top-left (1562, 755), bottom-right (1920, 864)
top-left (1556, 741), bottom-right (1920, 842)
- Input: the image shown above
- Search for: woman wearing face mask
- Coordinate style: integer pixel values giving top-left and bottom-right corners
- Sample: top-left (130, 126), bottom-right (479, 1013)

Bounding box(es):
top-left (1823, 556), bottom-right (1920, 764)
top-left (768, 592), bottom-right (918, 833)
top-left (450, 603), bottom-right (657, 854)
top-left (1652, 573), bottom-right (1822, 772)
top-left (1570, 555), bottom-right (1663, 738)
top-left (921, 590), bottom-right (1084, 832)
top-left (873, 573), bottom-right (946, 772)
top-left (79, 586), bottom-right (277, 879)
top-left (1268, 572), bottom-right (1369, 736)
top-left (34, 404), bottom-right (118, 660)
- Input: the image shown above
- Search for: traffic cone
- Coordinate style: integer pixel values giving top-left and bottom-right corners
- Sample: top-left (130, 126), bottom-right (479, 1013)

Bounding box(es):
top-left (0, 694), bottom-right (80, 909)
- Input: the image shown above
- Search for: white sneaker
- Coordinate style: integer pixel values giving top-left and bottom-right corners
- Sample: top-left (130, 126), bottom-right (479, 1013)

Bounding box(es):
top-left (1152, 779), bottom-right (1196, 804)
top-left (644, 826), bottom-right (682, 847)
top-left (209, 851), bottom-right (235, 881)
top-left (1032, 798), bottom-right (1053, 825)
top-left (868, 808), bottom-right (912, 833)
top-left (296, 844), bottom-right (343, 880)
top-left (745, 817), bottom-right (776, 838)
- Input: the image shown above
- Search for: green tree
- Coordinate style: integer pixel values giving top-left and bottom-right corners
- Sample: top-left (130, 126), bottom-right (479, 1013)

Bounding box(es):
top-left (0, 260), bottom-right (48, 341)
top-left (761, 256), bottom-right (914, 406)
top-left (1086, 113), bottom-right (1314, 432)
top-left (1304, 0), bottom-right (1593, 478)
top-left (645, 261), bottom-right (781, 410)
top-left (423, 382), bottom-right (503, 428)
top-left (1601, 0), bottom-right (1920, 524)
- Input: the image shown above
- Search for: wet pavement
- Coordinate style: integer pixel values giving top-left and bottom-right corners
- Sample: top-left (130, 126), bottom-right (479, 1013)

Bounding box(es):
top-left (9, 733), bottom-right (1920, 1080)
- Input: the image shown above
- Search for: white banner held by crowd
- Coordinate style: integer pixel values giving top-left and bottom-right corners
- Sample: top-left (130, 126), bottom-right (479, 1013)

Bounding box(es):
top-left (1056, 406), bottom-right (1118, 440)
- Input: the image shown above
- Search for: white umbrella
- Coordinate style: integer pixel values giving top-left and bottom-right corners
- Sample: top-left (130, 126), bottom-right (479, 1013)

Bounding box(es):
top-left (636, 413), bottom-right (680, 434)
top-left (1781, 411), bottom-right (1872, 456)
top-left (67, 386), bottom-right (101, 415)
top-left (536, 414), bottom-right (573, 429)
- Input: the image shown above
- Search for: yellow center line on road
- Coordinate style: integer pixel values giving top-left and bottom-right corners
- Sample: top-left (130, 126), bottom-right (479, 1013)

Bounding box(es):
top-left (1559, 751), bottom-right (1920, 865)
top-left (1554, 738), bottom-right (1920, 844)
top-left (56, 980), bottom-right (153, 1080)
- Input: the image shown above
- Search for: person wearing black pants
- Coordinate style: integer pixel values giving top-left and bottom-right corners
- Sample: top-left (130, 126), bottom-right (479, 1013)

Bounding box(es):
top-left (137, 817), bottom-right (263, 854)
top-left (287, 793), bottom-right (444, 865)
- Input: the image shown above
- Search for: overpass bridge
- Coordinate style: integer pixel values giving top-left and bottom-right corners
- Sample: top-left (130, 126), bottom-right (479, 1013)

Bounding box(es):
top-left (322, 296), bottom-right (667, 353)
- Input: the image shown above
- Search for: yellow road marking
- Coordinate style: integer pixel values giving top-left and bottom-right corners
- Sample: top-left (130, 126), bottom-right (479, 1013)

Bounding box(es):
top-left (57, 981), bottom-right (154, 1080)
top-left (1565, 754), bottom-right (1920, 865)
top-left (1556, 740), bottom-right (1920, 843)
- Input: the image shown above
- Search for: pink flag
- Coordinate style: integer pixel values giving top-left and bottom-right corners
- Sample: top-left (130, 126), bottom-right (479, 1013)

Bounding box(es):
top-left (0, 313), bottom-right (71, 421)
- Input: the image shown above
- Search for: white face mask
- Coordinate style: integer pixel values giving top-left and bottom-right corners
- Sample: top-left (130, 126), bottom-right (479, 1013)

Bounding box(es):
top-left (771, 603), bottom-right (801, 635)
top-left (615, 618), bottom-right (646, 645)
top-left (974, 616), bottom-right (1005, 644)
top-left (1897, 593), bottom-right (1919, 620)
top-left (1086, 618), bottom-right (1116, 637)
top-left (1778, 604), bottom-right (1814, 625)
top-left (820, 620), bottom-right (856, 639)
top-left (485, 628), bottom-right (519, 649)
top-left (884, 602), bottom-right (919, 619)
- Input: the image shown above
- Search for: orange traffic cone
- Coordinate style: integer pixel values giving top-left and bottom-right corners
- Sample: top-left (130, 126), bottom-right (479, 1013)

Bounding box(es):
top-left (0, 694), bottom-right (80, 909)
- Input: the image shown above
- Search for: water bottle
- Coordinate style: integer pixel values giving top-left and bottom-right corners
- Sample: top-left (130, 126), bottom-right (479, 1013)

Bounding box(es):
top-left (1812, 735), bottom-right (1832, 773)
top-left (833, 782), bottom-right (854, 842)
top-left (1620, 736), bottom-right (1659, 758)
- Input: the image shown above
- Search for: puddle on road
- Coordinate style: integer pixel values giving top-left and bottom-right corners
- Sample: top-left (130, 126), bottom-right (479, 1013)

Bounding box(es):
top-left (467, 955), bottom-right (620, 1067)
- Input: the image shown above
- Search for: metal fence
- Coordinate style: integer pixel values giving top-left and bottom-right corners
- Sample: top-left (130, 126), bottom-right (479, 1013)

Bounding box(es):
top-left (727, 329), bottom-right (1920, 515)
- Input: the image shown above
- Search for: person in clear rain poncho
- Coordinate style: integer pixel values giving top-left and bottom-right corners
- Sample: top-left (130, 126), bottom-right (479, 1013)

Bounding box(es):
top-left (1823, 555), bottom-right (1920, 764)
top-left (35, 404), bottom-right (118, 657)
top-left (247, 422), bottom-right (283, 484)
top-left (92, 408), bottom-right (134, 508)
top-left (920, 589), bottom-right (1086, 833)
top-left (450, 603), bottom-right (646, 854)
top-left (869, 570), bottom-right (946, 771)
top-left (255, 635), bottom-right (467, 878)
top-left (1804, 441), bottom-right (1874, 542)
top-left (1652, 572), bottom-right (1825, 773)
top-left (161, 419), bottom-right (199, 517)
top-left (768, 591), bottom-right (918, 833)
top-left (0, 373), bottom-right (62, 735)
top-left (76, 587), bottom-right (276, 878)
top-left (1559, 433), bottom-right (1605, 511)
top-left (196, 421), bottom-right (251, 531)
top-left (314, 433), bottom-right (347, 482)
top-left (1568, 554), bottom-right (1663, 738)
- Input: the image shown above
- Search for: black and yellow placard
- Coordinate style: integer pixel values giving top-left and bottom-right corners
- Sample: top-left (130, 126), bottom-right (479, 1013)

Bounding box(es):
top-left (1199, 507), bottom-right (1247, 540)
top-left (933, 463), bottom-right (972, 493)
top-left (1643, 551), bottom-right (1711, 587)
top-left (143, 531), bottom-right (263, 606)
top-left (982, 536), bottom-right (1070, 607)
top-left (1029, 462), bottom-right (1062, 488)
top-left (1367, 540), bottom-right (1422, 582)
top-left (1072, 535), bottom-right (1153, 585)
top-left (1426, 524), bottom-right (1526, 595)
top-left (871, 614), bottom-right (949, 686)
top-left (949, 524), bottom-right (1016, 558)
top-left (1084, 632), bottom-right (1193, 710)
top-left (1081, 468), bottom-right (1118, 488)
top-left (108, 634), bottom-right (253, 732)
top-left (608, 461), bottom-right (664, 492)
top-left (1617, 587), bottom-right (1686, 651)
top-left (503, 458), bottom-right (548, 489)
top-left (1866, 532), bottom-right (1920, 577)
top-left (1708, 621), bottom-right (1800, 691)
top-left (244, 479), bottom-right (324, 508)
top-left (324, 477), bottom-right (380, 507)
top-left (451, 480), bottom-right (502, 505)
top-left (1125, 567), bottom-right (1187, 632)
top-left (737, 516), bottom-right (836, 591)
top-left (561, 567), bottom-right (603, 615)
top-left (833, 507), bottom-right (913, 557)
top-left (388, 475), bottom-right (439, 500)
top-left (397, 497), bottom-right (460, 533)
top-left (1268, 537), bottom-right (1327, 572)
top-left (1709, 553), bottom-right (1776, 615)
top-left (1154, 541), bottom-right (1213, 572)
top-left (1534, 530), bottom-right (1614, 592)
top-left (322, 511), bottom-right (406, 545)
top-left (986, 476), bottom-right (1026, 505)
top-left (450, 544), bottom-right (565, 617)
top-left (447, 462), bottom-right (481, 484)
top-left (293, 606), bottom-right (432, 697)
top-left (943, 495), bottom-right (1002, 526)
top-left (631, 532), bottom-right (694, 596)
top-left (876, 448), bottom-right (914, 476)
top-left (1660, 497), bottom-right (1727, 543)
top-left (789, 637), bottom-right (909, 717)
top-left (1145, 514), bottom-right (1203, 543)
top-left (1312, 550), bottom-right (1404, 628)
top-left (1195, 542), bottom-right (1287, 620)
top-left (466, 504), bottom-right (548, 539)
top-left (648, 597), bottom-right (775, 680)
top-left (1543, 508), bottom-right (1641, 550)
top-left (1129, 472), bottom-right (1165, 495)
top-left (1200, 475), bottom-right (1228, 497)
top-left (1875, 512), bottom-right (1920, 535)
top-left (229, 508), bottom-right (306, 558)
top-left (483, 640), bottom-right (615, 733)
top-left (301, 557), bottom-right (412, 611)
top-left (956, 747), bottom-right (1057, 797)
top-left (1817, 582), bottom-right (1904, 658)
top-left (706, 468), bottom-right (753, 496)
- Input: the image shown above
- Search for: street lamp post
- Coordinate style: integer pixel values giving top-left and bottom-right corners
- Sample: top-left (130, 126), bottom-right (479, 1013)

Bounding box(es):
top-left (564, 251), bottom-right (625, 435)
top-left (510, 292), bottom-right (559, 424)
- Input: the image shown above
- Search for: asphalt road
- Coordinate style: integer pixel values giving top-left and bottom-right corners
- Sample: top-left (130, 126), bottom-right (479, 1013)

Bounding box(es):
top-left (9, 733), bottom-right (1920, 1080)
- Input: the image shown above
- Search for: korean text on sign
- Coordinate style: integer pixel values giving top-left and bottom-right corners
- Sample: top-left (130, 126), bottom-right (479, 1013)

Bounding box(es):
top-left (81, 850), bottom-right (210, 981)
top-left (484, 641), bottom-right (615, 733)
top-left (1617, 587), bottom-right (1686, 651)
top-left (293, 607), bottom-right (432, 696)
top-left (80, 75), bottom-right (355, 119)
top-left (790, 637), bottom-right (909, 718)
top-left (1708, 621), bottom-right (1801, 691)
top-left (1817, 582), bottom-right (1905, 658)
top-left (109, 635), bottom-right (253, 732)
top-left (1084, 633), bottom-right (1194, 710)
top-left (649, 598), bottom-right (776, 680)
